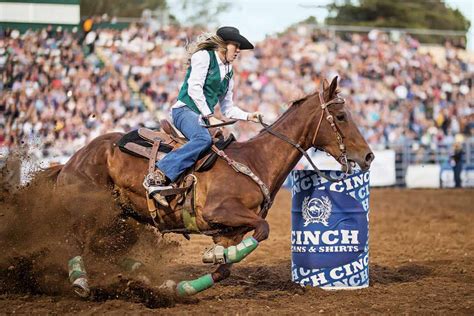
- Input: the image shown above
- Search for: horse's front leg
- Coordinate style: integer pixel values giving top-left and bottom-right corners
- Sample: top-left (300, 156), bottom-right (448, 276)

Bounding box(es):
top-left (174, 202), bottom-right (268, 296)
top-left (211, 263), bottom-right (233, 282)
top-left (170, 263), bottom-right (233, 296)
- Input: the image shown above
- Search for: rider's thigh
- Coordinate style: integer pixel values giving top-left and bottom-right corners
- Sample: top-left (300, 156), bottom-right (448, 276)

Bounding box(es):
top-left (174, 108), bottom-right (210, 141)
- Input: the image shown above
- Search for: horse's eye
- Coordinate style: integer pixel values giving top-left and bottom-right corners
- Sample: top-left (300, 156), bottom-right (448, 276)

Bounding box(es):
top-left (336, 114), bottom-right (346, 121)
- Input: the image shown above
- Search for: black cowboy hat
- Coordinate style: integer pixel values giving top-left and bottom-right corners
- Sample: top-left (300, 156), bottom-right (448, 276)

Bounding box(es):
top-left (216, 26), bottom-right (254, 50)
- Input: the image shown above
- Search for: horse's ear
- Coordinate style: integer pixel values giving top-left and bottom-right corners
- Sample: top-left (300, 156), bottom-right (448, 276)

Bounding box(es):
top-left (322, 79), bottom-right (330, 91)
top-left (329, 76), bottom-right (338, 98)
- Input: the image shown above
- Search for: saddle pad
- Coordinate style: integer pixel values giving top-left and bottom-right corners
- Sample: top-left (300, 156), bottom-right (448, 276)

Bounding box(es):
top-left (117, 130), bottom-right (172, 158)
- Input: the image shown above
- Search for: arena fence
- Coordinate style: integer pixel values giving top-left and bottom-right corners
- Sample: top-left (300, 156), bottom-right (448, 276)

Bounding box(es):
top-left (2, 137), bottom-right (473, 188)
top-left (392, 137), bottom-right (474, 187)
top-left (284, 137), bottom-right (474, 188)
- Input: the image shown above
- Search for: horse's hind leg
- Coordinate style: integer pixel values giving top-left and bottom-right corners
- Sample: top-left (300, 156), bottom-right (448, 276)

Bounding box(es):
top-left (56, 179), bottom-right (132, 297)
top-left (67, 214), bottom-right (141, 298)
top-left (63, 215), bottom-right (96, 297)
top-left (68, 255), bottom-right (90, 297)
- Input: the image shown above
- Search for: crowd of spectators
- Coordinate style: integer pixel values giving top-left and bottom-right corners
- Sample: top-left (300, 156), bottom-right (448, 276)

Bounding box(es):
top-left (1, 20), bottom-right (473, 163)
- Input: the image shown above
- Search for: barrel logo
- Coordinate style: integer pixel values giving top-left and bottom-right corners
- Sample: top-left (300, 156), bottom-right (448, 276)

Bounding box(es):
top-left (302, 195), bottom-right (332, 227)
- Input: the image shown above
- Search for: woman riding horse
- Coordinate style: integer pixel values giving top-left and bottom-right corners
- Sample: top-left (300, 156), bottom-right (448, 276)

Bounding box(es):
top-left (51, 72), bottom-right (373, 297)
top-left (144, 26), bottom-right (262, 206)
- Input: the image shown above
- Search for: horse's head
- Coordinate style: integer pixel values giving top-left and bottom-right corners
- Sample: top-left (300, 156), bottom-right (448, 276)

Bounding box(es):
top-left (311, 76), bottom-right (374, 172)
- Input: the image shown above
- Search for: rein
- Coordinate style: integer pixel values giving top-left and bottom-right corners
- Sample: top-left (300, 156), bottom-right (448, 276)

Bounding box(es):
top-left (258, 91), bottom-right (349, 182)
top-left (203, 119), bottom-right (238, 128)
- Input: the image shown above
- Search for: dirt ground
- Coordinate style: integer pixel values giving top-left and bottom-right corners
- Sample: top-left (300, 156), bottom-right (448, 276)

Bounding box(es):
top-left (1, 187), bottom-right (473, 314)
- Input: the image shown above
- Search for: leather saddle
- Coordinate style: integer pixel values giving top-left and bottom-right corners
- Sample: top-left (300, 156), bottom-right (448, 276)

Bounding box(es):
top-left (116, 120), bottom-right (235, 172)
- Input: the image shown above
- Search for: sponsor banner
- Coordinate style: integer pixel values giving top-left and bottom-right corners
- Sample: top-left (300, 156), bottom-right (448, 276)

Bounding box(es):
top-left (405, 164), bottom-right (441, 188)
top-left (291, 170), bottom-right (370, 289)
top-left (367, 150), bottom-right (396, 186)
top-left (0, 2), bottom-right (80, 25)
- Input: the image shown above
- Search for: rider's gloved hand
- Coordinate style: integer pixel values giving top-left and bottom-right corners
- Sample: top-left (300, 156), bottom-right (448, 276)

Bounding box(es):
top-left (247, 111), bottom-right (263, 123)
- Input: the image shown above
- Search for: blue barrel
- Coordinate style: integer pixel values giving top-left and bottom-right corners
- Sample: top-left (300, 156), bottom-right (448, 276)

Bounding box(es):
top-left (291, 170), bottom-right (370, 289)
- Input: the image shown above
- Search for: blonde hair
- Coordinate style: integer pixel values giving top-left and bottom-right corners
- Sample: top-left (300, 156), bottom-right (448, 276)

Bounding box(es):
top-left (185, 32), bottom-right (227, 66)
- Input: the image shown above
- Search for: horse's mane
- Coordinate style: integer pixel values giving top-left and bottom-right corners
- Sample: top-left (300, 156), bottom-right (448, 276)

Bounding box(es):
top-left (254, 91), bottom-right (318, 137)
top-left (289, 94), bottom-right (311, 108)
top-left (256, 85), bottom-right (341, 133)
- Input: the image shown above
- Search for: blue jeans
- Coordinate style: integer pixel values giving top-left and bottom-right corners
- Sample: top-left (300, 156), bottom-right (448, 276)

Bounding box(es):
top-left (157, 107), bottom-right (212, 182)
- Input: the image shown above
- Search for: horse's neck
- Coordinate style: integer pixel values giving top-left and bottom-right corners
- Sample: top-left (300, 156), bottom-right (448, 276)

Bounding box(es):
top-left (237, 106), bottom-right (313, 196)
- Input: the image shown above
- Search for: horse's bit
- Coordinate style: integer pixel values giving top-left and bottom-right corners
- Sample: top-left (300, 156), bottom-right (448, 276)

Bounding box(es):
top-left (259, 91), bottom-right (349, 182)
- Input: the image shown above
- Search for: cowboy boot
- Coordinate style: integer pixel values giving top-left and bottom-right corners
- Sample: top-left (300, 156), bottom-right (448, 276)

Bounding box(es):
top-left (143, 169), bottom-right (173, 207)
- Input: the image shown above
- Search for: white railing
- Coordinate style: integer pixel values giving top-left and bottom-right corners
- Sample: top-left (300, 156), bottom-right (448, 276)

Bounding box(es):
top-left (390, 137), bottom-right (474, 186)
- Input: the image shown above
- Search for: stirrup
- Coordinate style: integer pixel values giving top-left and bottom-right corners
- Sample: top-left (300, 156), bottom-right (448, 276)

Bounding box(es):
top-left (148, 184), bottom-right (174, 196)
top-left (148, 184), bottom-right (173, 207)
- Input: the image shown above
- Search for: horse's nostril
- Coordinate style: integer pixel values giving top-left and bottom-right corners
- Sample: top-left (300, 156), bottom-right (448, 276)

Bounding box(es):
top-left (365, 153), bottom-right (374, 163)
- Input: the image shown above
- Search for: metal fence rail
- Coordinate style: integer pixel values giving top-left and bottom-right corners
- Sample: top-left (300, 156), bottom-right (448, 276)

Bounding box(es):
top-left (390, 137), bottom-right (473, 186)
top-left (1, 138), bottom-right (473, 188)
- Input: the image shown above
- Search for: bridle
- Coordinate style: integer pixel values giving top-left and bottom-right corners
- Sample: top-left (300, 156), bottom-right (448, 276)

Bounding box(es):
top-left (259, 91), bottom-right (350, 182)
top-left (314, 91), bottom-right (349, 173)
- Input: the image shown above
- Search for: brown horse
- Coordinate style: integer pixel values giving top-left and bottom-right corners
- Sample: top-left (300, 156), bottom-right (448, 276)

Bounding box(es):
top-left (47, 77), bottom-right (374, 296)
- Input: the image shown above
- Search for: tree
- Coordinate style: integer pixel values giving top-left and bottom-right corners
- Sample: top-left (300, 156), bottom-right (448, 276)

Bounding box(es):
top-left (325, 0), bottom-right (470, 44)
top-left (301, 16), bottom-right (318, 25)
top-left (80, 0), bottom-right (167, 18)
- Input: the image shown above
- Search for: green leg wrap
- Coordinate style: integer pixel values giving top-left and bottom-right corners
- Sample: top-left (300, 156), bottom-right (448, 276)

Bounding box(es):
top-left (68, 256), bottom-right (87, 283)
top-left (224, 237), bottom-right (259, 264)
top-left (177, 274), bottom-right (214, 296)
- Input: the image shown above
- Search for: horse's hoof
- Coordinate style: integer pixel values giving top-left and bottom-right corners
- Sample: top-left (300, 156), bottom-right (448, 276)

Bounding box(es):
top-left (159, 279), bottom-right (177, 293)
top-left (72, 277), bottom-right (90, 298)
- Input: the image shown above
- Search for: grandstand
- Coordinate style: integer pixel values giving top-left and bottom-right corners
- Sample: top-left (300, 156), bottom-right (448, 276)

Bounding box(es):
top-left (1, 17), bottom-right (473, 187)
